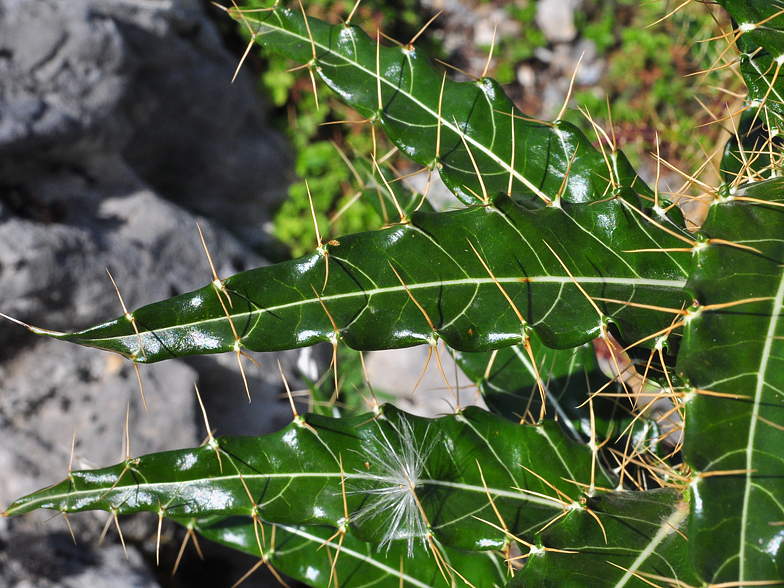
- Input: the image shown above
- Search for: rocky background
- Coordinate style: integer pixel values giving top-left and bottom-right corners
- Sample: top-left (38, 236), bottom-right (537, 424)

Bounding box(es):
top-left (0, 0), bottom-right (624, 586)
top-left (0, 0), bottom-right (304, 586)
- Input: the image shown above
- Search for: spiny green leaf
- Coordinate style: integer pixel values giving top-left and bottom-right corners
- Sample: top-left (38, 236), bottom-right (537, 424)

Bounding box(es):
top-left (721, 108), bottom-right (783, 186)
top-left (508, 489), bottom-right (699, 588)
top-left (13, 2), bottom-right (695, 384)
top-left (228, 3), bottom-right (651, 209)
top-left (455, 340), bottom-right (599, 438)
top-left (44, 192), bottom-right (691, 367)
top-left (679, 177), bottom-right (784, 583)
top-left (719, 1), bottom-right (784, 134)
top-left (5, 406), bottom-right (613, 553)
top-left (454, 340), bottom-right (666, 459)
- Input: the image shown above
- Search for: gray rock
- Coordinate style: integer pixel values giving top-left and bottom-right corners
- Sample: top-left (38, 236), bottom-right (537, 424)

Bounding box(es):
top-left (0, 1), bottom-right (302, 586)
top-left (0, 530), bottom-right (161, 588)
top-left (0, 156), bottom-right (303, 586)
top-left (0, 338), bottom-right (199, 510)
top-left (0, 1), bottom-right (129, 156)
top-left (189, 350), bottom-right (305, 438)
top-left (0, 156), bottom-right (270, 345)
top-left (0, 0), bottom-right (292, 249)
top-left (113, 2), bottom-right (293, 246)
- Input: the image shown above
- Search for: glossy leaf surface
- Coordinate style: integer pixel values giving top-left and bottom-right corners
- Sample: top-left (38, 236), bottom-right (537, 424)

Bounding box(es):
top-left (49, 192), bottom-right (691, 367)
top-left (454, 339), bottom-right (600, 435)
top-left (230, 4), bottom-right (656, 209)
top-left (509, 489), bottom-right (699, 588)
top-left (5, 406), bottom-right (613, 552)
top-left (720, 1), bottom-right (784, 134)
top-left (720, 108), bottom-right (783, 185)
top-left (454, 341), bottom-right (665, 458)
top-left (8, 3), bottom-right (784, 588)
top-left (194, 517), bottom-right (507, 588)
top-left (679, 177), bottom-right (784, 583)
top-left (18, 4), bottom-right (694, 383)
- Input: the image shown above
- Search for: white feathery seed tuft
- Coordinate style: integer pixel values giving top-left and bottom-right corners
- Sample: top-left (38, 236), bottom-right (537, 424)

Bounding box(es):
top-left (347, 415), bottom-right (436, 556)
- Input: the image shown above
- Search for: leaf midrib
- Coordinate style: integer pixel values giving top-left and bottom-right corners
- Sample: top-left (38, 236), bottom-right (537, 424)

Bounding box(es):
top-left (12, 471), bottom-right (567, 515)
top-left (92, 274), bottom-right (687, 351)
top-left (613, 501), bottom-right (689, 588)
top-left (739, 270), bottom-right (784, 581)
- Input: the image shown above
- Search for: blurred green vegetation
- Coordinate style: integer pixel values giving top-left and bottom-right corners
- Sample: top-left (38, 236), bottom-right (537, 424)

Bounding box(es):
top-left (491, 2), bottom-right (545, 83)
top-left (485, 0), bottom-right (740, 181)
top-left (564, 0), bottom-right (741, 179)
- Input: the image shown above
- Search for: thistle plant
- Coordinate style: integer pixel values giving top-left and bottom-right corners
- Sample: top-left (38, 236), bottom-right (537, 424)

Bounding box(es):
top-left (3, 1), bottom-right (784, 586)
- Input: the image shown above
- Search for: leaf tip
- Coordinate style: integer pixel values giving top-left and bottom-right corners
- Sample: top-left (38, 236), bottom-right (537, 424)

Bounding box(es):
top-left (0, 311), bottom-right (65, 338)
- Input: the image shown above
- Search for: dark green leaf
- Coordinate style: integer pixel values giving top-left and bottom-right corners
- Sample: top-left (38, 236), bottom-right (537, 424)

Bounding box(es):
top-left (721, 108), bottom-right (784, 185)
top-left (45, 193), bottom-right (691, 367)
top-left (194, 517), bottom-right (508, 588)
top-left (719, 1), bottom-right (784, 134)
top-left (5, 406), bottom-right (614, 552)
top-left (509, 489), bottom-right (699, 588)
top-left (454, 339), bottom-right (600, 436)
top-left (229, 4), bottom-right (656, 209)
top-left (679, 177), bottom-right (784, 583)
top-left (454, 340), bottom-right (666, 459)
